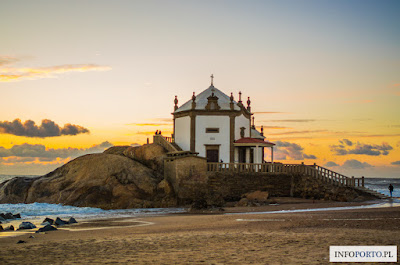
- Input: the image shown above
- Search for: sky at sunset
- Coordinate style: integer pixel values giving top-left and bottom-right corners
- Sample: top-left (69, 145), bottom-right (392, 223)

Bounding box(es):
top-left (1, 0), bottom-right (399, 177)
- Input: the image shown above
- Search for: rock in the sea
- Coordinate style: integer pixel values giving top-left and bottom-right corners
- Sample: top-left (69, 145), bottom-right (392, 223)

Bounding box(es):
top-left (13, 213), bottom-right (21, 219)
top-left (36, 225), bottom-right (57, 233)
top-left (68, 217), bottom-right (77, 224)
top-left (18, 222), bottom-right (36, 230)
top-left (4, 213), bottom-right (15, 220)
top-left (41, 217), bottom-right (54, 225)
top-left (55, 217), bottom-right (68, 226)
top-left (0, 152), bottom-right (160, 209)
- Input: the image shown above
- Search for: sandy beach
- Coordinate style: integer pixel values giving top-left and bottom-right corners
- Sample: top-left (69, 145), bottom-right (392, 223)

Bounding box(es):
top-left (1, 199), bottom-right (399, 264)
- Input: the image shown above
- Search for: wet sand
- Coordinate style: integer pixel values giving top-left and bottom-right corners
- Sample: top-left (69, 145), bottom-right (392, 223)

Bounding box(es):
top-left (0, 199), bottom-right (399, 264)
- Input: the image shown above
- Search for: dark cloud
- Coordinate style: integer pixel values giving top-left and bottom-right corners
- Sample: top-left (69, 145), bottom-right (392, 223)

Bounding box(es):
top-left (324, 161), bottom-right (340, 167)
top-left (0, 119), bottom-right (89, 138)
top-left (331, 139), bottom-right (393, 156)
top-left (274, 141), bottom-right (317, 160)
top-left (339, 139), bottom-right (353, 146)
top-left (391, 161), bottom-right (400, 166)
top-left (342, 159), bottom-right (373, 169)
top-left (0, 141), bottom-right (112, 159)
top-left (303, 154), bottom-right (317, 159)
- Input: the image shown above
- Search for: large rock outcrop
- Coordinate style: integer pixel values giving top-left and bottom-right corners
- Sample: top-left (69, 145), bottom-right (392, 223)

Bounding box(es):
top-left (0, 144), bottom-right (174, 209)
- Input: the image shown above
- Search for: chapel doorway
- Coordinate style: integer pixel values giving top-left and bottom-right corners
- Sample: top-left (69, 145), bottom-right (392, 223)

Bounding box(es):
top-left (206, 145), bottom-right (220, 162)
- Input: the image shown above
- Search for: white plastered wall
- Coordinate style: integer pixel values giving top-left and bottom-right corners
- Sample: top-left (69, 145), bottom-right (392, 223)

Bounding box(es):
top-left (174, 116), bottom-right (191, 151)
top-left (234, 114), bottom-right (250, 140)
top-left (195, 115), bottom-right (230, 163)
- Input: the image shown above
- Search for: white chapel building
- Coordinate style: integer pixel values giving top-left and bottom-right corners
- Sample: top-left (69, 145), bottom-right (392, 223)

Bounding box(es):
top-left (172, 76), bottom-right (274, 164)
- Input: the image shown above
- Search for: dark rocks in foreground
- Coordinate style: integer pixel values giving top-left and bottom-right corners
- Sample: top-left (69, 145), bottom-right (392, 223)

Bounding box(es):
top-left (36, 225), bottom-right (57, 233)
top-left (0, 216), bottom-right (77, 233)
top-left (18, 222), bottom-right (36, 230)
top-left (41, 217), bottom-right (54, 225)
top-left (0, 212), bottom-right (21, 220)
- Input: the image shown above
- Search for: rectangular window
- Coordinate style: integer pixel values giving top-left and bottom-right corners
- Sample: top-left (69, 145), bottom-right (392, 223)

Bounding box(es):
top-left (206, 128), bottom-right (219, 133)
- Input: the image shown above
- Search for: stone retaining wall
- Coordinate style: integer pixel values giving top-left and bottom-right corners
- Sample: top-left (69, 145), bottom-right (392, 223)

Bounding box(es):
top-left (207, 172), bottom-right (377, 202)
top-left (207, 172), bottom-right (293, 201)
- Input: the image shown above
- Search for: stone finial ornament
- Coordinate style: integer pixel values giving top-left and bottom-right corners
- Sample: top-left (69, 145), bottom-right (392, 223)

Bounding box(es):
top-left (247, 97), bottom-right (251, 112)
top-left (191, 92), bottom-right (196, 109)
top-left (174, 95), bottom-right (178, 111)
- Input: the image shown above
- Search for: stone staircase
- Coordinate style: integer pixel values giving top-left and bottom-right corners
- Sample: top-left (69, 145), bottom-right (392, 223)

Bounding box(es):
top-left (171, 142), bottom-right (183, 151)
top-left (153, 135), bottom-right (182, 153)
top-left (354, 186), bottom-right (389, 199)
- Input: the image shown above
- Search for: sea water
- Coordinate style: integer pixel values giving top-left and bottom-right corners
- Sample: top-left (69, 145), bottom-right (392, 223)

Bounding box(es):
top-left (364, 178), bottom-right (400, 198)
top-left (0, 174), bottom-right (399, 219)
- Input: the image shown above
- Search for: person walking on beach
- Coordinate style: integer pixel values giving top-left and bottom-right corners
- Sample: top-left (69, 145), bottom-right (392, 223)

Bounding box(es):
top-left (389, 184), bottom-right (394, 197)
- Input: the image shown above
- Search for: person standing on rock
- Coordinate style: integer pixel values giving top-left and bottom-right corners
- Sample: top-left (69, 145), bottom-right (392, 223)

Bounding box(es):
top-left (389, 184), bottom-right (394, 197)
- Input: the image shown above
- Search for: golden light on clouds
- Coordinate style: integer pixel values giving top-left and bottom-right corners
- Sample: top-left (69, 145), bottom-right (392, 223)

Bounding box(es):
top-left (0, 56), bottom-right (111, 82)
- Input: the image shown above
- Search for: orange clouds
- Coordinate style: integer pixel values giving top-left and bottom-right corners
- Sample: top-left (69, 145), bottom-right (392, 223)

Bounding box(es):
top-left (0, 55), bottom-right (111, 82)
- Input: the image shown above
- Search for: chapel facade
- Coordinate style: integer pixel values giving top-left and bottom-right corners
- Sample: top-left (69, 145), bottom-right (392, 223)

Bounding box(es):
top-left (172, 76), bottom-right (274, 164)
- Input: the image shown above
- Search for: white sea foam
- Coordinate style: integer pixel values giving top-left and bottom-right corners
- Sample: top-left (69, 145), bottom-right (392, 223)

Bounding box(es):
top-left (0, 202), bottom-right (185, 220)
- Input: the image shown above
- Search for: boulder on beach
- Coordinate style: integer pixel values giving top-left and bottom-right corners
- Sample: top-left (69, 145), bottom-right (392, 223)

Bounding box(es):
top-left (55, 217), bottom-right (68, 226)
top-left (68, 217), bottom-right (78, 224)
top-left (41, 217), bottom-right (54, 225)
top-left (103, 146), bottom-right (131, 156)
top-left (36, 225), bottom-right (57, 233)
top-left (0, 148), bottom-right (163, 209)
top-left (18, 222), bottom-right (36, 230)
top-left (123, 144), bottom-right (167, 175)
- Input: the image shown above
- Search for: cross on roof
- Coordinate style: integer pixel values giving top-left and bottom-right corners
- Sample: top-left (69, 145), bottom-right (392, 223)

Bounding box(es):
top-left (210, 74), bottom-right (214, 86)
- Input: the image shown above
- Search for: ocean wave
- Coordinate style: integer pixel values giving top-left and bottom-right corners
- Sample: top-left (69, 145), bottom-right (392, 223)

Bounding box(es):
top-left (0, 202), bottom-right (185, 220)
